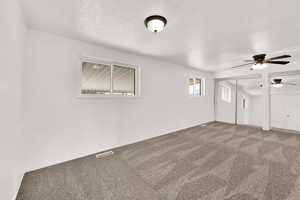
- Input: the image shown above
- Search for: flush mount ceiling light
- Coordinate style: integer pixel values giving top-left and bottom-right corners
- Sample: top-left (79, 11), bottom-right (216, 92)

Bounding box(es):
top-left (144, 15), bottom-right (167, 33)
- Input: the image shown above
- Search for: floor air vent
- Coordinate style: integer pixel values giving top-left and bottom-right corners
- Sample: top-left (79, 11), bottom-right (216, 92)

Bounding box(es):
top-left (95, 151), bottom-right (114, 159)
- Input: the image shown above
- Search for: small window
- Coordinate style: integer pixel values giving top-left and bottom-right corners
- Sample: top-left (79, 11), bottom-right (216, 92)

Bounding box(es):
top-left (81, 61), bottom-right (137, 96)
top-left (189, 78), bottom-right (205, 96)
top-left (221, 85), bottom-right (231, 103)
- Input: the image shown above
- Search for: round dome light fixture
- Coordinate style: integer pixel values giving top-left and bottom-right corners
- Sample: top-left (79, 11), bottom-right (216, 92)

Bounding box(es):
top-left (144, 15), bottom-right (167, 33)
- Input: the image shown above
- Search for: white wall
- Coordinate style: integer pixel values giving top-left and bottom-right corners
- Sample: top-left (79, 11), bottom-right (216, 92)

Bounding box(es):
top-left (24, 30), bottom-right (215, 171)
top-left (0, 0), bottom-right (26, 199)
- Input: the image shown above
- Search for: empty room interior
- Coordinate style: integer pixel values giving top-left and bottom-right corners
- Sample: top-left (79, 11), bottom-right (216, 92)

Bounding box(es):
top-left (2, 0), bottom-right (300, 199)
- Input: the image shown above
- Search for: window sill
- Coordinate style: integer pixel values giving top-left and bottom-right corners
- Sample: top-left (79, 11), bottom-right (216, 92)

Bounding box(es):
top-left (77, 94), bottom-right (142, 99)
top-left (188, 95), bottom-right (205, 98)
top-left (221, 100), bottom-right (232, 103)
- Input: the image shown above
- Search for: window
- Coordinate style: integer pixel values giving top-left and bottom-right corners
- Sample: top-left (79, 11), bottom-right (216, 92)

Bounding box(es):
top-left (81, 60), bottom-right (137, 96)
top-left (221, 85), bottom-right (231, 103)
top-left (189, 78), bottom-right (205, 96)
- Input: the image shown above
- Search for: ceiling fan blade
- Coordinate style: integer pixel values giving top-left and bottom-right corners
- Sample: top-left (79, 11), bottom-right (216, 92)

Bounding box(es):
top-left (232, 62), bottom-right (255, 69)
top-left (244, 60), bottom-right (254, 62)
top-left (265, 61), bottom-right (290, 65)
top-left (268, 55), bottom-right (291, 60)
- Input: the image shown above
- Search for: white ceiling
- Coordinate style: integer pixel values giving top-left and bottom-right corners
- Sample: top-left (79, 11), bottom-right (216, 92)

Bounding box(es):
top-left (19, 0), bottom-right (300, 71)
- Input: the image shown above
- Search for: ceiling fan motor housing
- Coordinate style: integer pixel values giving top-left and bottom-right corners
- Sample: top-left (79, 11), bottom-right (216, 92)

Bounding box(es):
top-left (273, 79), bottom-right (282, 84)
top-left (253, 54), bottom-right (266, 63)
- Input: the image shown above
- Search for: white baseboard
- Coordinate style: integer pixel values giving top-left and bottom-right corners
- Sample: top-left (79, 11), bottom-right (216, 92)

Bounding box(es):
top-left (271, 127), bottom-right (300, 134)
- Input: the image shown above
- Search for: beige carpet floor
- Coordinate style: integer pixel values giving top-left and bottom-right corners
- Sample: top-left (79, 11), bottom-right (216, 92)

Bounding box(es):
top-left (17, 122), bottom-right (300, 200)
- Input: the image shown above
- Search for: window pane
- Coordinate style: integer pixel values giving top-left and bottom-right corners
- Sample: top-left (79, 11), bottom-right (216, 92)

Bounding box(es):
top-left (81, 62), bottom-right (111, 94)
top-left (194, 78), bottom-right (201, 96)
top-left (189, 78), bottom-right (194, 95)
top-left (112, 65), bottom-right (135, 96)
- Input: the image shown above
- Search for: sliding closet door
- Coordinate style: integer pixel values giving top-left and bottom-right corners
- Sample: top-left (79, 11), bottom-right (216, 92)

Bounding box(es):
top-left (215, 80), bottom-right (236, 124)
top-left (236, 78), bottom-right (263, 127)
top-left (270, 74), bottom-right (300, 131)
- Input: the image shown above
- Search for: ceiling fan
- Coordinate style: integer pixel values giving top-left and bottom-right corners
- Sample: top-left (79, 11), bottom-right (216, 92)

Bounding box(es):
top-left (259, 78), bottom-right (297, 88)
top-left (232, 54), bottom-right (291, 70)
top-left (271, 78), bottom-right (296, 88)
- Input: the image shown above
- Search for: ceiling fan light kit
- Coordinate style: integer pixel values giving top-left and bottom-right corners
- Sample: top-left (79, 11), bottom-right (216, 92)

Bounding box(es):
top-left (272, 83), bottom-right (284, 88)
top-left (251, 63), bottom-right (267, 70)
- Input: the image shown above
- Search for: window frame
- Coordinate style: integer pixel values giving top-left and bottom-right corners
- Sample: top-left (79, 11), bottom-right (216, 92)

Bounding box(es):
top-left (78, 56), bottom-right (140, 98)
top-left (188, 77), bottom-right (206, 97)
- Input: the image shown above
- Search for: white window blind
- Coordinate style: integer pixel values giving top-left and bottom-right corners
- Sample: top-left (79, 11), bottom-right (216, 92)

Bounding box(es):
top-left (81, 62), bottom-right (111, 94)
top-left (112, 65), bottom-right (135, 96)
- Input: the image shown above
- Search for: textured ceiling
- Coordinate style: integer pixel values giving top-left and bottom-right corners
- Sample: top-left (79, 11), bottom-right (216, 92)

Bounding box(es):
top-left (19, 0), bottom-right (300, 71)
